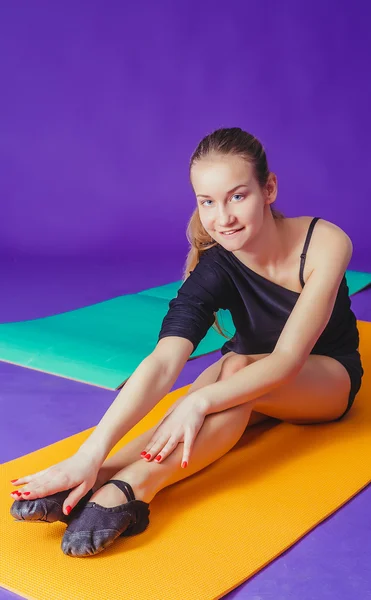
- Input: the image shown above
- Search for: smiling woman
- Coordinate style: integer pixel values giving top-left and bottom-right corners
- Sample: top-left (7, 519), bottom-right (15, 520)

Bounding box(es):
top-left (10, 127), bottom-right (363, 558)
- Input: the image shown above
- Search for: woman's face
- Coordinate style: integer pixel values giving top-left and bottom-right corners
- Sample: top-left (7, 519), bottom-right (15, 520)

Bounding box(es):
top-left (191, 155), bottom-right (272, 249)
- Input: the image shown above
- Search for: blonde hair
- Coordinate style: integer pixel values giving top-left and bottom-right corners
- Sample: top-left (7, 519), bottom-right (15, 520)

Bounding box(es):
top-left (182, 127), bottom-right (285, 339)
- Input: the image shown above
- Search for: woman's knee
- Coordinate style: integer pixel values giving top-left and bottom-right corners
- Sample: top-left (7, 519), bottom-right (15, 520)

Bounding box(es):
top-left (203, 389), bottom-right (252, 439)
top-left (218, 353), bottom-right (253, 380)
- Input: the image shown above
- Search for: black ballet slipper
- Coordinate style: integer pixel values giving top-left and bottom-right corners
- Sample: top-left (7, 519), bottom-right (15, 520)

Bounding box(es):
top-left (10, 488), bottom-right (94, 524)
top-left (61, 479), bottom-right (150, 557)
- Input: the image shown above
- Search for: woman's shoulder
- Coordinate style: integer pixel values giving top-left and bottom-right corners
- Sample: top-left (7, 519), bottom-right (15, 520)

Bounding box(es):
top-left (199, 243), bottom-right (225, 264)
top-left (291, 216), bottom-right (352, 275)
top-left (301, 216), bottom-right (351, 246)
top-left (187, 244), bottom-right (228, 278)
top-left (289, 216), bottom-right (350, 247)
top-left (293, 215), bottom-right (348, 234)
top-left (194, 245), bottom-right (236, 285)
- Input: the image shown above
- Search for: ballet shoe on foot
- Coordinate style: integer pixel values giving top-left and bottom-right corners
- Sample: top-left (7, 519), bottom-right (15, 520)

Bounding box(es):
top-left (10, 488), bottom-right (94, 524)
top-left (61, 479), bottom-right (150, 557)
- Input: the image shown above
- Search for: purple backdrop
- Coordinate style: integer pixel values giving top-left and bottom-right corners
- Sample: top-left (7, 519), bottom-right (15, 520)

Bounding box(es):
top-left (1, 2), bottom-right (370, 599)
top-left (0, 1), bottom-right (370, 267)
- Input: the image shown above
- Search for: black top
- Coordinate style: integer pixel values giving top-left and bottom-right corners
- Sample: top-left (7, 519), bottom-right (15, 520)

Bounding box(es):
top-left (158, 217), bottom-right (360, 358)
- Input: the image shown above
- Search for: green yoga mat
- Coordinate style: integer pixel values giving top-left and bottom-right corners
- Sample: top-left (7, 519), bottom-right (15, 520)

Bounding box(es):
top-left (0, 270), bottom-right (370, 390)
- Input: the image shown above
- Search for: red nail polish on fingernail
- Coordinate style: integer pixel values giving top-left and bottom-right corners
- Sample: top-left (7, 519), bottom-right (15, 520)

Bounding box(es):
top-left (140, 452), bottom-right (147, 457)
top-left (10, 479), bottom-right (18, 483)
top-left (145, 453), bottom-right (151, 459)
top-left (182, 461), bottom-right (188, 468)
top-left (155, 455), bottom-right (162, 462)
top-left (66, 506), bottom-right (72, 515)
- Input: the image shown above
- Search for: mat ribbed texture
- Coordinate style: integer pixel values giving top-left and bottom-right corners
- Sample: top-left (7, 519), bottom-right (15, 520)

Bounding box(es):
top-left (1, 320), bottom-right (370, 600)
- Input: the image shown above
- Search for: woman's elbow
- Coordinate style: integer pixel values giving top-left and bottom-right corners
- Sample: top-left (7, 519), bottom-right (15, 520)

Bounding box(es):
top-left (151, 336), bottom-right (194, 377)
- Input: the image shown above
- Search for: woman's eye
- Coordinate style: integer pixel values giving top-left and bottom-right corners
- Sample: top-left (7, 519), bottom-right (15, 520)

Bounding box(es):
top-left (201, 194), bottom-right (244, 206)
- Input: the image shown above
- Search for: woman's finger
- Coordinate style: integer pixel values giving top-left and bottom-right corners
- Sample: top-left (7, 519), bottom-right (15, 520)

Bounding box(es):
top-left (141, 435), bottom-right (169, 461)
top-left (154, 437), bottom-right (179, 462)
top-left (12, 481), bottom-right (50, 500)
top-left (10, 474), bottom-right (40, 486)
top-left (10, 467), bottom-right (50, 486)
top-left (13, 469), bottom-right (69, 499)
top-left (10, 477), bottom-right (32, 486)
top-left (62, 483), bottom-right (89, 516)
top-left (181, 429), bottom-right (195, 468)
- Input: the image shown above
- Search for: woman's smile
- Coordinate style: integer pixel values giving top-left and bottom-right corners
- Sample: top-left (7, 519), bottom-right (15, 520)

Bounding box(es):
top-left (219, 227), bottom-right (244, 237)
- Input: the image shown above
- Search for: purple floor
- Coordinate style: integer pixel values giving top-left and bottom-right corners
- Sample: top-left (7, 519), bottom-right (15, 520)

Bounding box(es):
top-left (1, 259), bottom-right (370, 600)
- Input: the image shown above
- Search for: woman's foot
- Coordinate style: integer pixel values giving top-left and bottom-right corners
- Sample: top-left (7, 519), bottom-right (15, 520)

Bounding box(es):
top-left (10, 488), bottom-right (94, 524)
top-left (89, 476), bottom-right (152, 508)
top-left (61, 478), bottom-right (151, 557)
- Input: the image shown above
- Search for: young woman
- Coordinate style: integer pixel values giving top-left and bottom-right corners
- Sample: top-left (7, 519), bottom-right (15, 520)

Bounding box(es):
top-left (10, 128), bottom-right (364, 557)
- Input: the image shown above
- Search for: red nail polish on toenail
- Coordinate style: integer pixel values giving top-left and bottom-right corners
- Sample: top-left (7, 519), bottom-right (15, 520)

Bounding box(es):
top-left (66, 506), bottom-right (72, 515)
top-left (155, 455), bottom-right (161, 462)
top-left (23, 492), bottom-right (31, 496)
top-left (140, 452), bottom-right (147, 457)
top-left (182, 461), bottom-right (188, 468)
top-left (145, 453), bottom-right (151, 459)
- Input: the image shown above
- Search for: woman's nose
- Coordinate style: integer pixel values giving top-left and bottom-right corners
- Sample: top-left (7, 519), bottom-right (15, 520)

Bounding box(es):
top-left (217, 208), bottom-right (235, 226)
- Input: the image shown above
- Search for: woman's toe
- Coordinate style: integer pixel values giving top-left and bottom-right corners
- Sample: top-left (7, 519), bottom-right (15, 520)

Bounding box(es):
top-left (10, 498), bottom-right (61, 523)
top-left (61, 502), bottom-right (138, 557)
top-left (10, 489), bottom-right (94, 525)
top-left (61, 528), bottom-right (119, 557)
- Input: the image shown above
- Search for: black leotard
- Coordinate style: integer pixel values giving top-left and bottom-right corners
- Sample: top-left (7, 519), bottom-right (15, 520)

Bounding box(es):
top-left (158, 217), bottom-right (364, 419)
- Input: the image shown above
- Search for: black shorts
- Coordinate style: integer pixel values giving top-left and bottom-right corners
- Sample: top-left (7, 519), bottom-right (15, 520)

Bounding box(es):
top-left (328, 351), bottom-right (364, 421)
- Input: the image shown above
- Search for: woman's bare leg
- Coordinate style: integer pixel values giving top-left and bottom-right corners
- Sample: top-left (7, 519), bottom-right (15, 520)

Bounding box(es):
top-left (92, 400), bottom-right (254, 506)
top-left (94, 353), bottom-right (270, 492)
top-left (93, 354), bottom-right (232, 490)
top-left (90, 354), bottom-right (264, 505)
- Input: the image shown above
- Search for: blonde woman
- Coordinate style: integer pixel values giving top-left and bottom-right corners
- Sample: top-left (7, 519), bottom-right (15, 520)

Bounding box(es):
top-left (10, 128), bottom-right (363, 557)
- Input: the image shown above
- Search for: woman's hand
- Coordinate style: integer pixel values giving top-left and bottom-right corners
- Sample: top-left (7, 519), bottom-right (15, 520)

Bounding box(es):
top-left (140, 392), bottom-right (207, 468)
top-left (10, 448), bottom-right (102, 516)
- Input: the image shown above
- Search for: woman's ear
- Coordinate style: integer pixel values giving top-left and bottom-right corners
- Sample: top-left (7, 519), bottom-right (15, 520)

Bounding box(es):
top-left (265, 173), bottom-right (278, 205)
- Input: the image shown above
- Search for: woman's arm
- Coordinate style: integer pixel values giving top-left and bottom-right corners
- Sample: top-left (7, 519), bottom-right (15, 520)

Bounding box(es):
top-left (79, 337), bottom-right (193, 463)
top-left (199, 351), bottom-right (298, 415)
top-left (200, 224), bottom-right (353, 415)
top-left (81, 250), bottom-right (227, 463)
top-left (9, 338), bottom-right (193, 506)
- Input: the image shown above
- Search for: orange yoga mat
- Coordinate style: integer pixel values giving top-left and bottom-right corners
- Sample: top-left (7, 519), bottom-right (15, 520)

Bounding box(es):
top-left (1, 320), bottom-right (370, 600)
